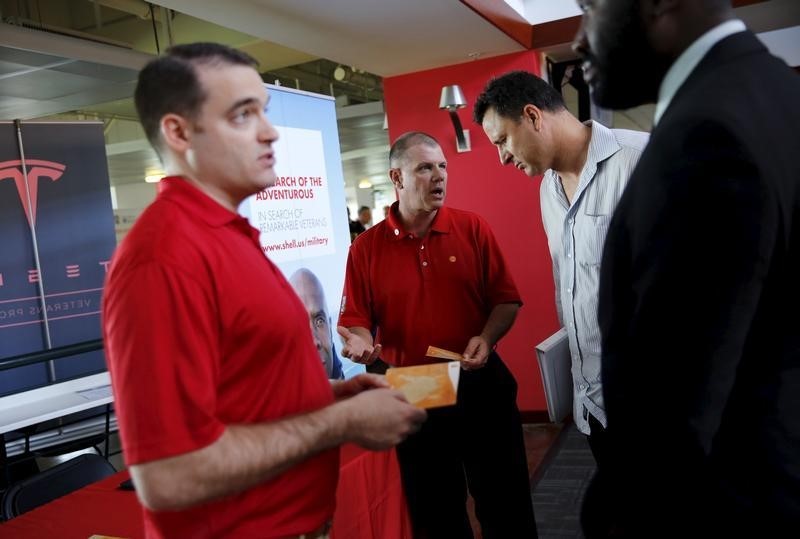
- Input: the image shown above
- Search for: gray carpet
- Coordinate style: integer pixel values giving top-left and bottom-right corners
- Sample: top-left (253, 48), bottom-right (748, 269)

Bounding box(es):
top-left (532, 423), bottom-right (596, 538)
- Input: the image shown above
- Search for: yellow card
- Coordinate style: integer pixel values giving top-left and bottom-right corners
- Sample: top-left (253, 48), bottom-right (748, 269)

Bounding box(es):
top-left (425, 345), bottom-right (464, 361)
top-left (386, 362), bottom-right (460, 409)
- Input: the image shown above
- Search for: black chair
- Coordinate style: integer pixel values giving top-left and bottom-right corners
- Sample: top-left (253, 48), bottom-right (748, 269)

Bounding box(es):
top-left (0, 453), bottom-right (116, 520)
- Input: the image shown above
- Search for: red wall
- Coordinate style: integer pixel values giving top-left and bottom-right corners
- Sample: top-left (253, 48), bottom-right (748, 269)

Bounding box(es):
top-left (384, 51), bottom-right (559, 413)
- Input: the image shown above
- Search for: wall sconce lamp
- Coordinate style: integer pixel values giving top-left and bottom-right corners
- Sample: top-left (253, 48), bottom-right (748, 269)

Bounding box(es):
top-left (439, 84), bottom-right (471, 152)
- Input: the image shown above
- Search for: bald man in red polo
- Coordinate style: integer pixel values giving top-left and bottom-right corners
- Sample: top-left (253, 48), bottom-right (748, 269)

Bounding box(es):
top-left (338, 131), bottom-right (537, 538)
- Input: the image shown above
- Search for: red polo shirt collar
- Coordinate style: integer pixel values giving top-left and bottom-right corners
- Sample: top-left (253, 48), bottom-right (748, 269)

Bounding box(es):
top-left (384, 201), bottom-right (453, 241)
top-left (158, 176), bottom-right (260, 243)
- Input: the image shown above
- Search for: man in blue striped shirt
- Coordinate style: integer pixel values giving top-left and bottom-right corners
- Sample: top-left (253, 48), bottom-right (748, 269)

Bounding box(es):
top-left (474, 71), bottom-right (647, 469)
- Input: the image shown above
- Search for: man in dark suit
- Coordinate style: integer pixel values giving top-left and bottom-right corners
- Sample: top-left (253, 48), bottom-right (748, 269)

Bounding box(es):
top-left (573, 0), bottom-right (800, 536)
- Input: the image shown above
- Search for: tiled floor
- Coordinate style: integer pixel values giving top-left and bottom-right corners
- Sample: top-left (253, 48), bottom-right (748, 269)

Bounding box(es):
top-left (523, 423), bottom-right (565, 483)
top-left (531, 423), bottom-right (595, 538)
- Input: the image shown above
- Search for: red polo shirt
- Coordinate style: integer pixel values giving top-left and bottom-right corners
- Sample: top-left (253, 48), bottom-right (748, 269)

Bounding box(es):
top-left (103, 177), bottom-right (337, 538)
top-left (340, 203), bottom-right (520, 367)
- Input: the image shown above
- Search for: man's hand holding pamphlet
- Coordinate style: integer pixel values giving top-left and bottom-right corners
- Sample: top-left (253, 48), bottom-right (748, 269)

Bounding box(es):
top-left (384, 346), bottom-right (464, 409)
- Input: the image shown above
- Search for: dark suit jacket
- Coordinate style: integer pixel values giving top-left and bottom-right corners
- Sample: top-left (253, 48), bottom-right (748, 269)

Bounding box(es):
top-left (594, 31), bottom-right (800, 536)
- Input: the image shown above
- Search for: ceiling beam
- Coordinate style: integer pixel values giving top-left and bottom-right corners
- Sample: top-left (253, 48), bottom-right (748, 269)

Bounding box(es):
top-left (105, 138), bottom-right (152, 156)
top-left (463, 0), bottom-right (771, 51)
top-left (459, 0), bottom-right (532, 49)
top-left (341, 144), bottom-right (389, 162)
top-left (530, 16), bottom-right (580, 50)
top-left (0, 21), bottom-right (152, 69)
top-left (336, 101), bottom-right (384, 120)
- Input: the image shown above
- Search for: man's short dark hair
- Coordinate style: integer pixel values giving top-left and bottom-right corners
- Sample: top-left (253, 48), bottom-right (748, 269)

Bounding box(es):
top-left (473, 70), bottom-right (565, 124)
top-left (358, 206), bottom-right (370, 214)
top-left (389, 131), bottom-right (440, 167)
top-left (134, 42), bottom-right (259, 151)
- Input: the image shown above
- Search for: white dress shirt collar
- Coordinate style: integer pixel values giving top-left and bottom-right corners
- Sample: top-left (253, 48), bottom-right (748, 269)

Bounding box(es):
top-left (654, 19), bottom-right (746, 126)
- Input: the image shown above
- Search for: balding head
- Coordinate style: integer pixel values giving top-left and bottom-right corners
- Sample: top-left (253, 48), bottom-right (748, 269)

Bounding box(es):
top-left (290, 268), bottom-right (326, 312)
top-left (289, 268), bottom-right (339, 378)
top-left (389, 131), bottom-right (441, 168)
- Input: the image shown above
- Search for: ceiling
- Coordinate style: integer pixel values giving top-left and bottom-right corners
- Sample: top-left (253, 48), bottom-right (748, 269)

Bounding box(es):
top-left (0, 0), bottom-right (798, 202)
top-left (151, 0), bottom-right (799, 73)
top-left (149, 0), bottom-right (526, 77)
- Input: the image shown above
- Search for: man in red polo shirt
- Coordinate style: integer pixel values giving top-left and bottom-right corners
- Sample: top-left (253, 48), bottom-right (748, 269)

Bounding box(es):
top-left (338, 131), bottom-right (538, 538)
top-left (102, 43), bottom-right (425, 539)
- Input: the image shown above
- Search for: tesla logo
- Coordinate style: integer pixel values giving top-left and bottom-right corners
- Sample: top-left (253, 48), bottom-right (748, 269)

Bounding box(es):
top-left (0, 159), bottom-right (66, 228)
top-left (0, 261), bottom-right (109, 288)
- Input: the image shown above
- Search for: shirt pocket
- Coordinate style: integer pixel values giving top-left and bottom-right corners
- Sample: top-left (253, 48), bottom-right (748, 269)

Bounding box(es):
top-left (577, 214), bottom-right (611, 267)
top-left (578, 182), bottom-right (616, 266)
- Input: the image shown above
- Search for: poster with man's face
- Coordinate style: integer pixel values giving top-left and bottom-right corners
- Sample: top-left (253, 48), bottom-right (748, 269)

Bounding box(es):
top-left (238, 85), bottom-right (364, 379)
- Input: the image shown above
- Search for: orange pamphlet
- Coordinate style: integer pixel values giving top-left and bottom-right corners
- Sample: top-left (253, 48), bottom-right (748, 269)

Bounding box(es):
top-left (386, 361), bottom-right (460, 409)
top-left (425, 345), bottom-right (464, 361)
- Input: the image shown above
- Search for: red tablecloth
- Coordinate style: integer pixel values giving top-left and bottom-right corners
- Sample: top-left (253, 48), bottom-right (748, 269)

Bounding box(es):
top-left (0, 470), bottom-right (143, 538)
top-left (332, 445), bottom-right (412, 539)
top-left (0, 446), bottom-right (411, 539)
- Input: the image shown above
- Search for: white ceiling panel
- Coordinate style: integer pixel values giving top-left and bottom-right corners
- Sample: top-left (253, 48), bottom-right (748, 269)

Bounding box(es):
top-left (150, 0), bottom-right (525, 76)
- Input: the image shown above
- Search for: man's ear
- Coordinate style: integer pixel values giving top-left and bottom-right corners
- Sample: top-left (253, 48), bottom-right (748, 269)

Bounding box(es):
top-left (389, 167), bottom-right (403, 189)
top-left (160, 113), bottom-right (192, 154)
top-left (522, 104), bottom-right (542, 131)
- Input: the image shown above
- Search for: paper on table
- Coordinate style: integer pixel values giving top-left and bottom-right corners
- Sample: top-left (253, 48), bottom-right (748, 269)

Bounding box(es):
top-left (386, 362), bottom-right (460, 409)
top-left (76, 385), bottom-right (113, 401)
top-left (425, 345), bottom-right (464, 361)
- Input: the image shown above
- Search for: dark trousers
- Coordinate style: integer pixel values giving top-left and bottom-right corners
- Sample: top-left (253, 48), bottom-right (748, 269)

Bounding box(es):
top-left (582, 414), bottom-right (613, 538)
top-left (396, 353), bottom-right (538, 539)
top-left (587, 413), bottom-right (608, 469)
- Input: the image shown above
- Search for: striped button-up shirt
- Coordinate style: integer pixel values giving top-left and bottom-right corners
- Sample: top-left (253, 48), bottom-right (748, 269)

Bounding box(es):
top-left (540, 121), bottom-right (649, 435)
